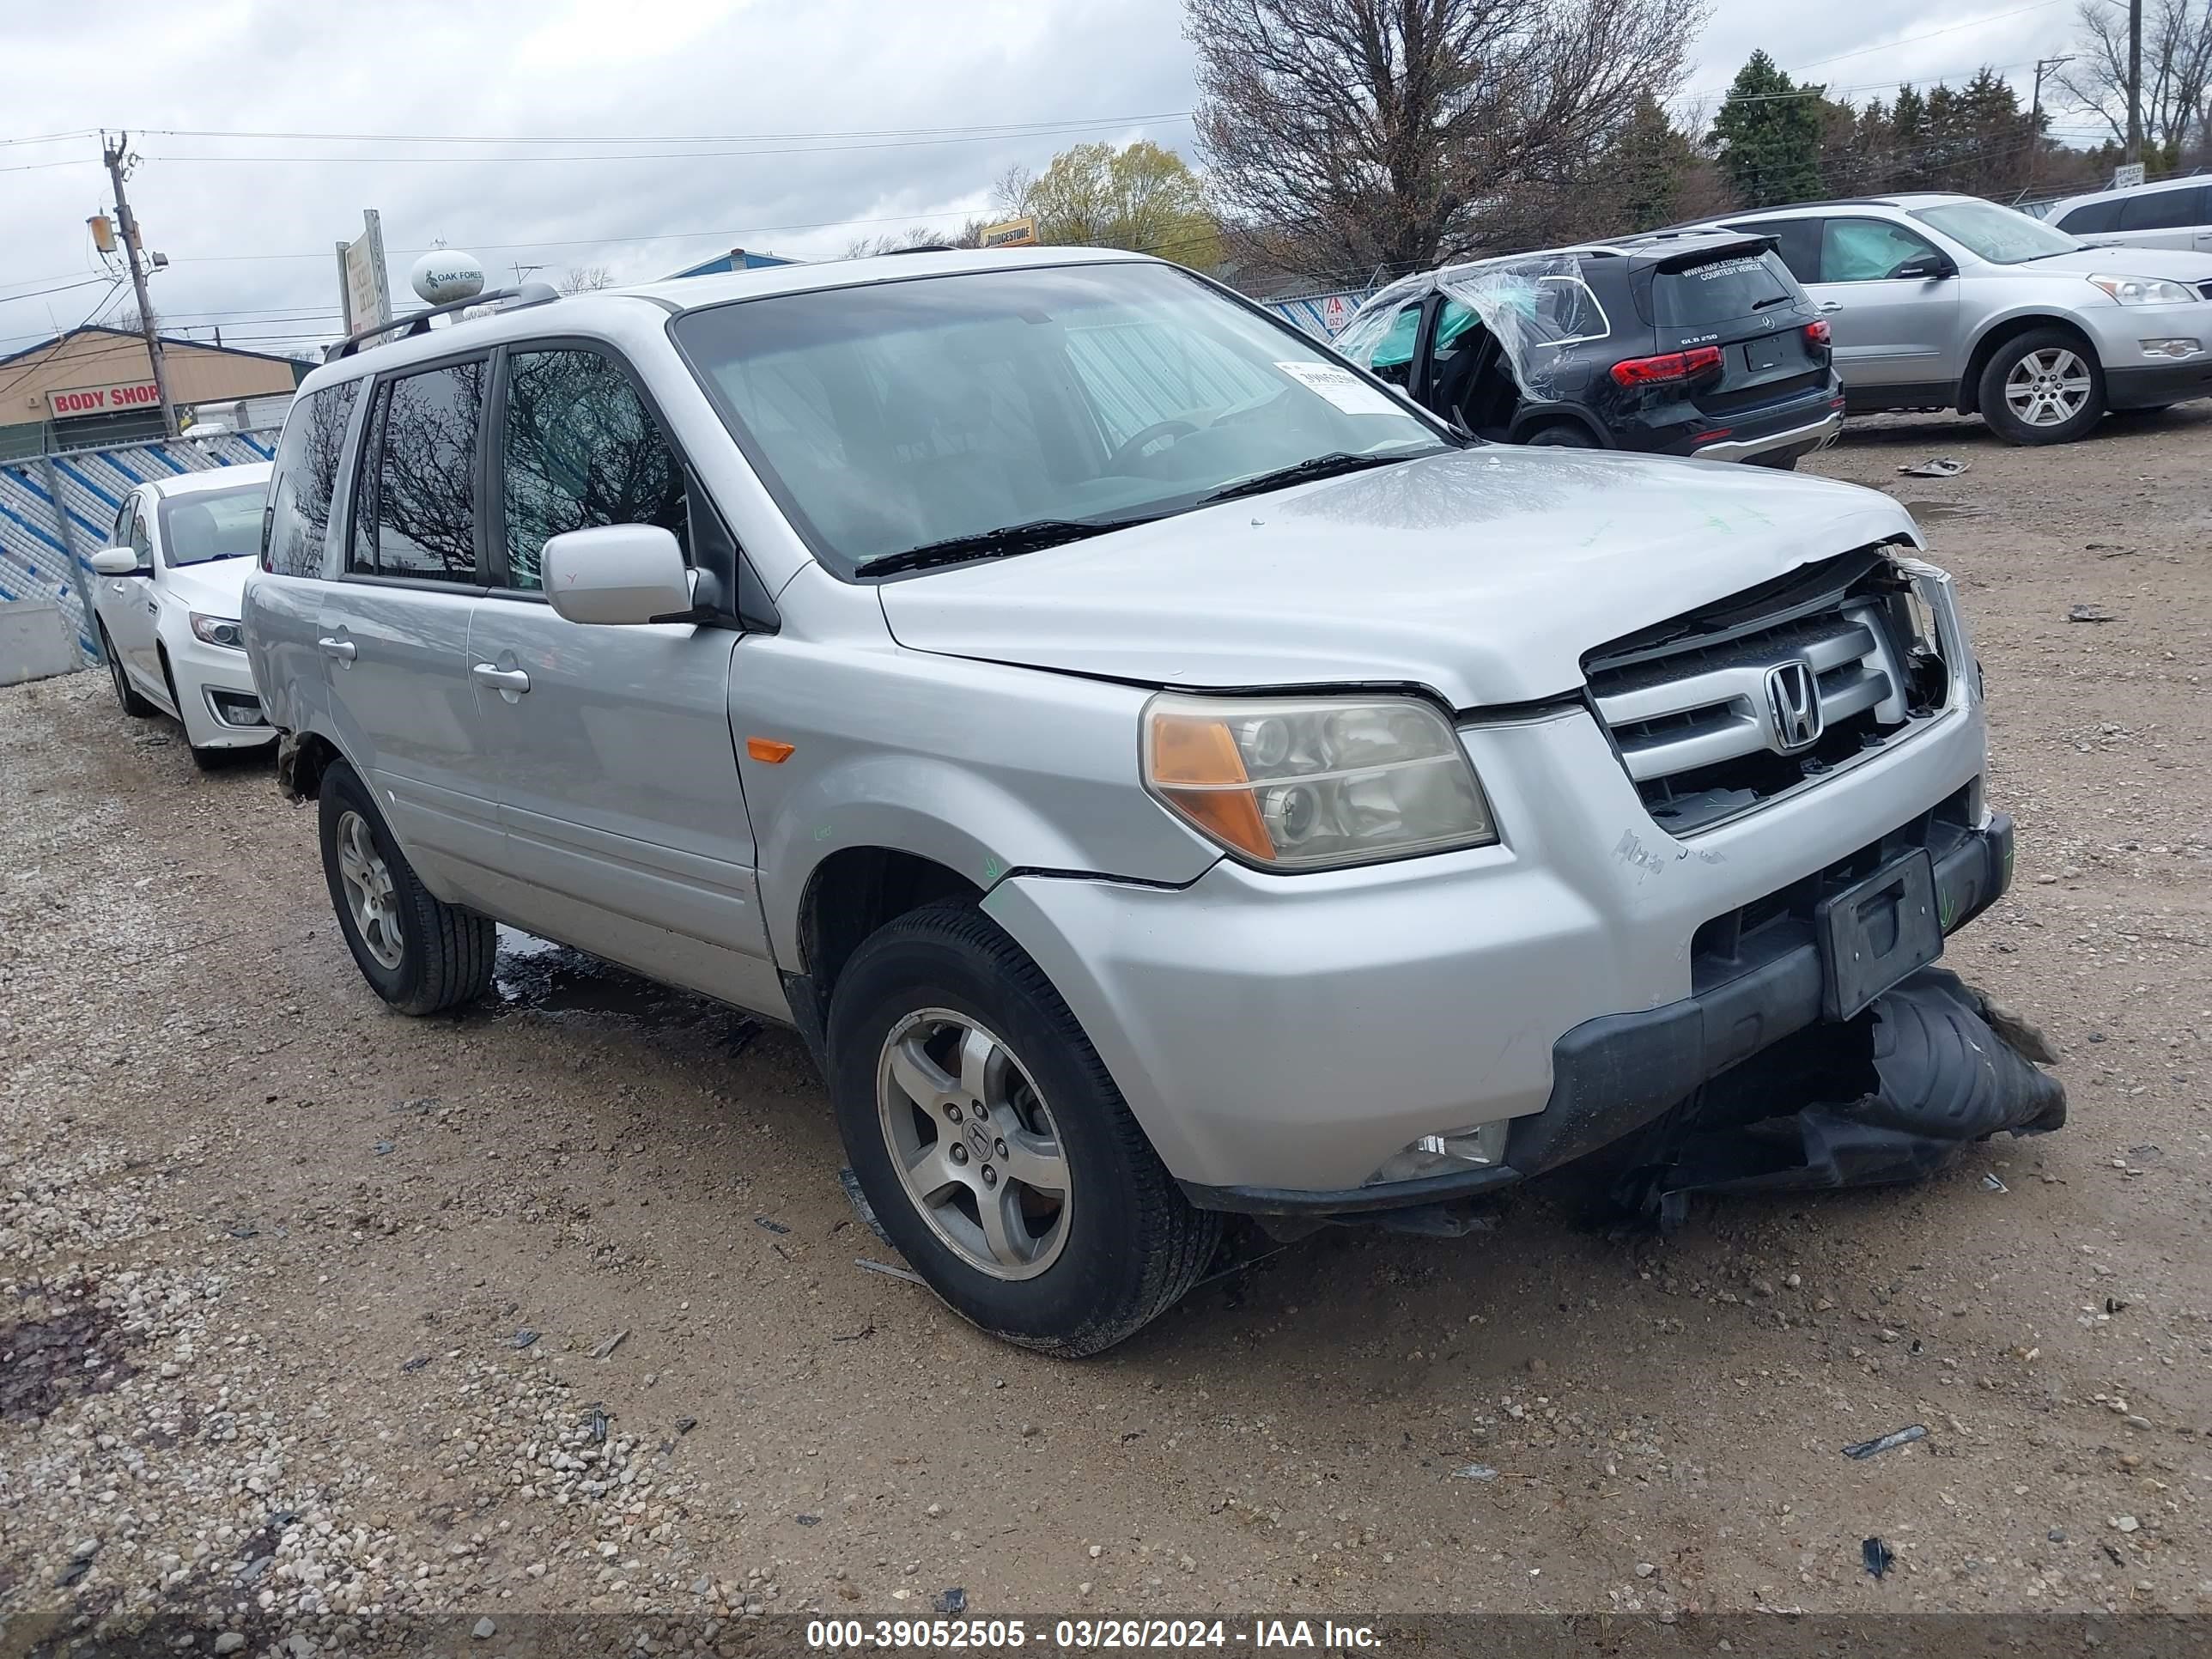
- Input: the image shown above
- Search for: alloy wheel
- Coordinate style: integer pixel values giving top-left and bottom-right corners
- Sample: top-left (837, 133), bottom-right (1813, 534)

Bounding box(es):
top-left (876, 1008), bottom-right (1073, 1280)
top-left (334, 810), bottom-right (405, 969)
top-left (2003, 348), bottom-right (2092, 428)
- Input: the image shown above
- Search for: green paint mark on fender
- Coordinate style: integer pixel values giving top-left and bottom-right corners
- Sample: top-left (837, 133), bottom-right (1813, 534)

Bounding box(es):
top-left (981, 854), bottom-right (1006, 884)
top-left (813, 825), bottom-right (834, 842)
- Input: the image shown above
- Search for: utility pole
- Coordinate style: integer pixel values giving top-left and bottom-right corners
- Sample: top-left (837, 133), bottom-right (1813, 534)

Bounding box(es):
top-left (2030, 56), bottom-right (2073, 191)
top-left (100, 131), bottom-right (178, 438)
top-left (2125, 0), bottom-right (2143, 166)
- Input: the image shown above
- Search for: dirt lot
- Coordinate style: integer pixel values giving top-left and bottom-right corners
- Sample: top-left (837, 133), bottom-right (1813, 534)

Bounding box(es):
top-left (3, 406), bottom-right (2209, 1648)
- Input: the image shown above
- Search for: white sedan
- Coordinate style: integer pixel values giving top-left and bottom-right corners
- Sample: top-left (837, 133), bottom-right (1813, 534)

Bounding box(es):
top-left (90, 462), bottom-right (277, 765)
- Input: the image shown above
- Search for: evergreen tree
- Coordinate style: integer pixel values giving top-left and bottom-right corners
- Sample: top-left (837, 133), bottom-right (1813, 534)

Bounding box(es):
top-left (1889, 85), bottom-right (1929, 190)
top-left (1709, 51), bottom-right (1826, 207)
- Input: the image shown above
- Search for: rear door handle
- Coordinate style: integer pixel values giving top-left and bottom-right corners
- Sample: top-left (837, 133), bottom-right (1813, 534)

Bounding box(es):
top-left (317, 636), bottom-right (356, 661)
top-left (1817, 301), bottom-right (1844, 314)
top-left (471, 662), bottom-right (531, 693)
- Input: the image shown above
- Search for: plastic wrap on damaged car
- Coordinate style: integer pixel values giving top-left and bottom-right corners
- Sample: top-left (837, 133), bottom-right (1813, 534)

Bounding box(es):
top-left (1336, 255), bottom-right (1596, 404)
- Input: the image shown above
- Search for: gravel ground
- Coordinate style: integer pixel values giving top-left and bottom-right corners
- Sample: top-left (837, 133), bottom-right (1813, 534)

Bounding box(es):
top-left (3, 406), bottom-right (2209, 1651)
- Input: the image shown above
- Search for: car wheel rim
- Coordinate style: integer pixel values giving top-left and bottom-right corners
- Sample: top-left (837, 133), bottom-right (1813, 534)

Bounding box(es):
top-left (335, 809), bottom-right (405, 970)
top-left (2003, 348), bottom-right (2091, 427)
top-left (876, 1008), bottom-right (1073, 1281)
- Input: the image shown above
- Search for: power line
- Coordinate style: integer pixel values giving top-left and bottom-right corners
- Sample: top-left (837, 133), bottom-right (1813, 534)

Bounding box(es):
top-left (137, 113), bottom-right (1194, 146)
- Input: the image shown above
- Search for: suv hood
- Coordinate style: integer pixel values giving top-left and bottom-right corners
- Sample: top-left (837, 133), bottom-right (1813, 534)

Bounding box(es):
top-left (878, 448), bottom-right (1920, 708)
top-left (1998, 246), bottom-right (2212, 281)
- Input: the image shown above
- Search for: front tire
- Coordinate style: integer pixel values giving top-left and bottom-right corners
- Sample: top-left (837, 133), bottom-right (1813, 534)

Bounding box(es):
top-left (101, 626), bottom-right (155, 716)
top-left (317, 760), bottom-right (495, 1015)
top-left (828, 902), bottom-right (1220, 1357)
top-left (1980, 330), bottom-right (2104, 445)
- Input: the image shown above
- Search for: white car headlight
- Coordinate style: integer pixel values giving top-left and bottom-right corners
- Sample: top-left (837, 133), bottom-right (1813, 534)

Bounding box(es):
top-left (190, 612), bottom-right (246, 650)
top-left (1143, 693), bottom-right (1498, 869)
top-left (2087, 274), bottom-right (2199, 306)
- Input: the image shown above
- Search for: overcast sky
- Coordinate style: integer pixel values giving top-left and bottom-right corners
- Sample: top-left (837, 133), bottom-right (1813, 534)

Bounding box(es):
top-left (0, 0), bottom-right (2087, 361)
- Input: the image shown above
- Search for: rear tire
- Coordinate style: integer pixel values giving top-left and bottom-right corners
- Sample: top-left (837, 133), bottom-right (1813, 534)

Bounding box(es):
top-left (1523, 422), bottom-right (1596, 448)
top-left (827, 902), bottom-right (1220, 1357)
top-left (1979, 329), bottom-right (2104, 446)
top-left (318, 760), bottom-right (495, 1015)
top-left (102, 626), bottom-right (155, 716)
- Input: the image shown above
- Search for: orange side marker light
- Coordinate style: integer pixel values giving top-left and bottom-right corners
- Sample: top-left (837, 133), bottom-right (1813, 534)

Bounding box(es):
top-left (746, 737), bottom-right (796, 763)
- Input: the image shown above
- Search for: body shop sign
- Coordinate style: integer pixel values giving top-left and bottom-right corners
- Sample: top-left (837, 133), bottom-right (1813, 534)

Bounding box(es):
top-left (48, 380), bottom-right (164, 419)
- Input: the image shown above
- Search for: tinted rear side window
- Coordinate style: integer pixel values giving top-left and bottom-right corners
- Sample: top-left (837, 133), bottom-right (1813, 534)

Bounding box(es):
top-left (2056, 197), bottom-right (2123, 234)
top-left (261, 380), bottom-right (361, 578)
top-left (2118, 185), bottom-right (2207, 231)
top-left (351, 360), bottom-right (487, 581)
top-left (1651, 249), bottom-right (1801, 325)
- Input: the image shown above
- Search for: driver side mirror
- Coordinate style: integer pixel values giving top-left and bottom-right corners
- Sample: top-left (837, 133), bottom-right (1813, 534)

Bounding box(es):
top-left (1895, 253), bottom-right (1957, 281)
top-left (91, 547), bottom-right (144, 576)
top-left (541, 524), bottom-right (694, 626)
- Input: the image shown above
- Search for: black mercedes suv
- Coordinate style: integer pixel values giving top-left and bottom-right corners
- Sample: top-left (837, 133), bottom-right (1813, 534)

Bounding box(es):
top-left (1339, 230), bottom-right (1845, 468)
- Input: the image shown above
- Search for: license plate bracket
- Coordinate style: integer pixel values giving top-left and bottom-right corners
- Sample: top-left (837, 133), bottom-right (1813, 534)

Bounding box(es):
top-left (1744, 335), bottom-right (1786, 371)
top-left (1816, 850), bottom-right (1942, 1020)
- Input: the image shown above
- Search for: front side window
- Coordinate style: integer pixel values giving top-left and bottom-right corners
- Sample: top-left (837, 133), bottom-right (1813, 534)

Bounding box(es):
top-left (1344, 300), bottom-right (1425, 388)
top-left (2056, 197), bottom-right (2123, 235)
top-left (160, 484), bottom-right (265, 567)
top-left (673, 263), bottom-right (1448, 576)
top-left (501, 349), bottom-right (688, 591)
top-left (351, 360), bottom-right (486, 580)
top-left (263, 380), bottom-right (362, 578)
top-left (1909, 200), bottom-right (2080, 265)
top-left (1820, 219), bottom-right (1946, 283)
top-left (128, 504), bottom-right (152, 563)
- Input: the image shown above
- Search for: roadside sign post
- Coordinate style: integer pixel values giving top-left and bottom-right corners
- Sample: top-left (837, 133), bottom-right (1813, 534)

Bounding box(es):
top-left (336, 210), bottom-right (393, 339)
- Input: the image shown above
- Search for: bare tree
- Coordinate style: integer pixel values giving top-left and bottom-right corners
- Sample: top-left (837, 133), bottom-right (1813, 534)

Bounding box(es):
top-left (1187, 0), bottom-right (1705, 279)
top-left (556, 265), bottom-right (615, 294)
top-left (842, 220), bottom-right (991, 258)
top-left (2055, 0), bottom-right (2212, 165)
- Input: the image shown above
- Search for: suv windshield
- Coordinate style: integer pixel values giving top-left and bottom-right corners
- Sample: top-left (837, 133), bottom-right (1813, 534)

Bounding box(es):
top-left (672, 262), bottom-right (1448, 574)
top-left (1911, 200), bottom-right (2082, 264)
top-left (158, 483), bottom-right (266, 566)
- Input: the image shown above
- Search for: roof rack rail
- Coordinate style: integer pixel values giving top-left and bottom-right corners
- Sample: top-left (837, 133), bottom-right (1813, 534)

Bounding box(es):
top-left (324, 281), bottom-right (561, 363)
top-left (880, 244), bottom-right (957, 255)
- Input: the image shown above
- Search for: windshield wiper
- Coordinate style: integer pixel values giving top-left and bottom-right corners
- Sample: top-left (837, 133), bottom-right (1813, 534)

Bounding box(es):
top-left (861, 517), bottom-right (1147, 576)
top-left (1197, 450), bottom-right (1418, 507)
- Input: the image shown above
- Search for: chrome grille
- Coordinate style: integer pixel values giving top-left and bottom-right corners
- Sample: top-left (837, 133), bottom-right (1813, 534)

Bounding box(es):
top-left (1584, 550), bottom-right (1939, 835)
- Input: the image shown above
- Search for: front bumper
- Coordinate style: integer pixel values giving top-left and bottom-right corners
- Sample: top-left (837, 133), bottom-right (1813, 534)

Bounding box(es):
top-left (2106, 358), bottom-right (2212, 409)
top-left (165, 631), bottom-right (275, 750)
top-left (984, 681), bottom-right (1991, 1204)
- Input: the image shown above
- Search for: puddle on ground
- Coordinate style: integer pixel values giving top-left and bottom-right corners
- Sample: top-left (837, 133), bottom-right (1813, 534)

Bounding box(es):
top-left (1899, 500), bottom-right (1990, 525)
top-left (492, 926), bottom-right (744, 1034)
top-left (1, 1282), bottom-right (133, 1424)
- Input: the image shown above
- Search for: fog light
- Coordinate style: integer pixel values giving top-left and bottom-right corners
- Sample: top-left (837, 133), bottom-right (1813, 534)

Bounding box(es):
top-left (1366, 1120), bottom-right (1510, 1184)
top-left (2138, 337), bottom-right (2202, 359)
top-left (207, 689), bottom-right (264, 727)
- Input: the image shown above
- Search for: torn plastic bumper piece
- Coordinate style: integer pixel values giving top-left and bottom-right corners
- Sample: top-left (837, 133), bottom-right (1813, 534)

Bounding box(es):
top-left (1182, 818), bottom-right (2027, 1226)
top-left (1620, 966), bottom-right (2066, 1218)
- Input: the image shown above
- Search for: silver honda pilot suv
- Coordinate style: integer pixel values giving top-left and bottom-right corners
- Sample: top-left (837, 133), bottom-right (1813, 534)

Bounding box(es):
top-left (245, 248), bottom-right (2022, 1353)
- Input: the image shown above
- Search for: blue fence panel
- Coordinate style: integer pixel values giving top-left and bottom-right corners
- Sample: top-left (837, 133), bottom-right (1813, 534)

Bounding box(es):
top-left (0, 429), bottom-right (279, 670)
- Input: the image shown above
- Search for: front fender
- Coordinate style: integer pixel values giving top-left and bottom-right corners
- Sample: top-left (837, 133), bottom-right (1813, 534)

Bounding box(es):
top-left (758, 750), bottom-right (1218, 965)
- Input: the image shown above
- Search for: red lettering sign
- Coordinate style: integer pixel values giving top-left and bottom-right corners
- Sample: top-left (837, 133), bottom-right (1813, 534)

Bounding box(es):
top-left (48, 380), bottom-right (160, 418)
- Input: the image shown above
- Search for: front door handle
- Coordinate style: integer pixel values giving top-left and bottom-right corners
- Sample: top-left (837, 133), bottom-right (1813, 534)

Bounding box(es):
top-left (317, 636), bottom-right (356, 661)
top-left (1817, 300), bottom-right (1844, 314)
top-left (471, 662), bottom-right (532, 693)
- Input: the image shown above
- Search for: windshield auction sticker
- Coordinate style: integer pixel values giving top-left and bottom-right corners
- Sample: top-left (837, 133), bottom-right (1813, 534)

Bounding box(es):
top-left (1273, 361), bottom-right (1402, 416)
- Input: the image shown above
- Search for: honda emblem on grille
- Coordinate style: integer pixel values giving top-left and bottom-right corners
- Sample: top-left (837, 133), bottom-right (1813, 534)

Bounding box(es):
top-left (1764, 659), bottom-right (1824, 751)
